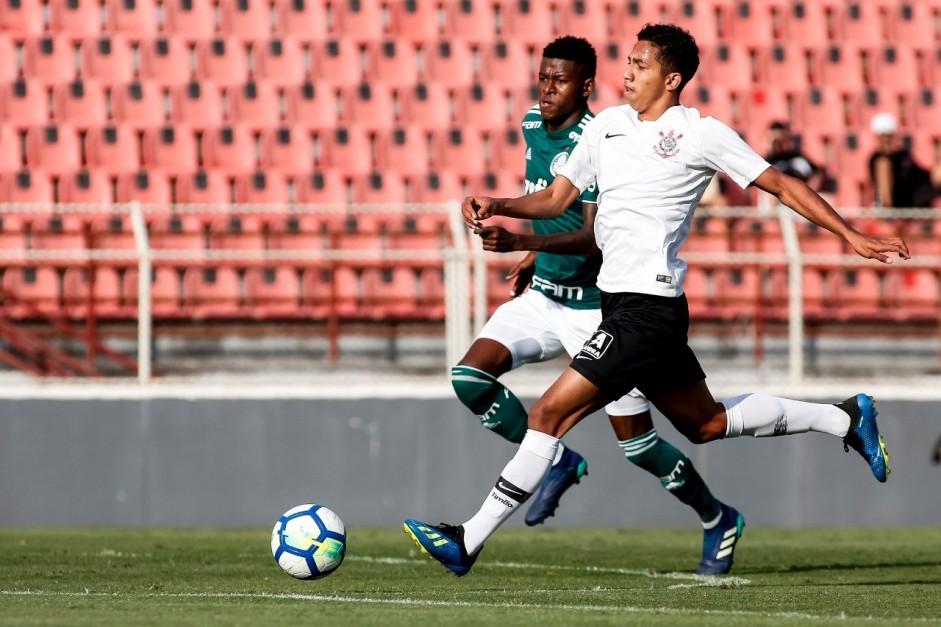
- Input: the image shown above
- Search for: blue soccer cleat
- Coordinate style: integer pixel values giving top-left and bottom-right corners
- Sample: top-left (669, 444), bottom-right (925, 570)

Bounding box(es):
top-left (837, 393), bottom-right (891, 483)
top-left (403, 519), bottom-right (479, 577)
top-left (524, 446), bottom-right (588, 526)
top-left (697, 504), bottom-right (745, 575)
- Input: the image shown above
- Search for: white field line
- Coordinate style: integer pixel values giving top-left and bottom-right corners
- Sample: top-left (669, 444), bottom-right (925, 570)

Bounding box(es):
top-left (348, 555), bottom-right (751, 587)
top-left (0, 589), bottom-right (934, 623)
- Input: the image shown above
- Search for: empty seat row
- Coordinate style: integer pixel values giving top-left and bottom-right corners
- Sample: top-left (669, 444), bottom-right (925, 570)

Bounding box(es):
top-left (0, 167), bottom-right (521, 205)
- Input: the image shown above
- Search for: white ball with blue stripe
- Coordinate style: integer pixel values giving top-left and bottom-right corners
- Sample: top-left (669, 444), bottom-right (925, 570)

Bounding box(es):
top-left (271, 504), bottom-right (347, 579)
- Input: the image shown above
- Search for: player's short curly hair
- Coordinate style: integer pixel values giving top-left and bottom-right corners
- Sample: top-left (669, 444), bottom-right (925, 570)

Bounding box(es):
top-left (636, 23), bottom-right (700, 92)
top-left (542, 36), bottom-right (597, 80)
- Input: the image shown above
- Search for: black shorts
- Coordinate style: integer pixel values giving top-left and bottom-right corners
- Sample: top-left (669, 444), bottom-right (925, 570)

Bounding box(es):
top-left (569, 291), bottom-right (706, 402)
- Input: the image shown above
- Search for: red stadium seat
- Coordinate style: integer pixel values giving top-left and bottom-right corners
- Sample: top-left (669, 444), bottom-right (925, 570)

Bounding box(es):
top-left (310, 39), bottom-right (363, 87)
top-left (589, 80), bottom-right (624, 112)
top-left (797, 87), bottom-right (850, 133)
top-left (59, 168), bottom-right (112, 205)
top-left (0, 0), bottom-right (43, 37)
top-left (140, 37), bottom-right (193, 87)
top-left (889, 2), bottom-right (940, 47)
top-left (184, 266), bottom-right (242, 317)
top-left (0, 124), bottom-right (21, 172)
top-left (398, 83), bottom-right (451, 131)
top-left (260, 126), bottom-right (314, 172)
top-left (170, 81), bottom-right (224, 129)
top-left (106, 0), bottom-right (159, 39)
top-left (467, 170), bottom-right (524, 199)
top-left (913, 89), bottom-right (941, 134)
top-left (728, 0), bottom-right (786, 46)
top-left (116, 170), bottom-right (171, 205)
top-left (0, 170), bottom-right (53, 204)
top-left (453, 83), bottom-right (511, 131)
top-left (701, 43), bottom-right (755, 91)
top-left (235, 170), bottom-right (289, 204)
top-left (294, 168), bottom-right (348, 204)
top-left (244, 266), bottom-right (302, 316)
top-left (0, 34), bottom-right (17, 84)
top-left (218, 0), bottom-right (272, 43)
top-left (667, 1), bottom-right (723, 47)
top-left (228, 80), bottom-right (281, 130)
top-left (361, 266), bottom-right (422, 318)
top-left (886, 268), bottom-right (940, 318)
top-left (111, 80), bottom-right (166, 130)
top-left (25, 124), bottom-right (81, 175)
top-left (317, 125), bottom-right (372, 173)
top-left (285, 81), bottom-right (340, 132)
top-left (553, 0), bottom-right (611, 42)
top-left (339, 83), bottom-right (396, 131)
top-left (175, 169), bottom-right (230, 205)
top-left (685, 85), bottom-right (740, 128)
top-left (781, 0), bottom-right (831, 44)
top-left (3, 266), bottom-right (62, 313)
top-left (684, 216), bottom-right (731, 253)
top-left (24, 36), bottom-right (77, 87)
top-left (1, 79), bottom-right (50, 130)
top-left (744, 87), bottom-right (796, 137)
top-left (871, 45), bottom-right (923, 91)
top-left (332, 0), bottom-right (385, 43)
top-left (854, 88), bottom-right (908, 137)
top-left (80, 36), bottom-right (135, 85)
top-left (423, 40), bottom-right (475, 89)
top-left (351, 171), bottom-right (407, 204)
top-left (759, 44), bottom-right (814, 90)
top-left (488, 126), bottom-right (523, 171)
top-left (818, 43), bottom-right (866, 91)
top-left (86, 124), bottom-right (141, 175)
top-left (52, 79), bottom-right (108, 129)
top-left (443, 0), bottom-right (496, 44)
top-left (48, 0), bottom-right (101, 40)
top-left (364, 39), bottom-right (420, 88)
top-left (255, 37), bottom-right (307, 89)
top-left (387, 0), bottom-right (440, 44)
top-left (374, 126), bottom-right (430, 177)
top-left (195, 37), bottom-right (250, 87)
top-left (203, 125), bottom-right (257, 173)
top-left (273, 0), bottom-right (328, 42)
top-left (431, 128), bottom-right (487, 178)
top-left (407, 171), bottom-right (462, 204)
top-left (142, 125), bottom-right (199, 176)
top-left (835, 0), bottom-right (887, 43)
top-left (826, 267), bottom-right (883, 320)
top-left (163, 0), bottom-right (216, 42)
top-left (479, 40), bottom-right (530, 89)
top-left (497, 0), bottom-right (553, 46)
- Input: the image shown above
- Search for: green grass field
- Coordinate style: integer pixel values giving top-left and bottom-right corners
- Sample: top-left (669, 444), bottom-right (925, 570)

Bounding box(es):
top-left (1, 527), bottom-right (940, 626)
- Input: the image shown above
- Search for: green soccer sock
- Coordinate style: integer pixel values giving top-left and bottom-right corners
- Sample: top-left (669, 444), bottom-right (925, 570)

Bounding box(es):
top-left (451, 365), bottom-right (529, 444)
top-left (619, 430), bottom-right (722, 524)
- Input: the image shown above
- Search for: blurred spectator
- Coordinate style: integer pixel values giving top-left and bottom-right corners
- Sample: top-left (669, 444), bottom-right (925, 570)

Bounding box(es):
top-left (764, 121), bottom-right (829, 192)
top-left (868, 112), bottom-right (941, 208)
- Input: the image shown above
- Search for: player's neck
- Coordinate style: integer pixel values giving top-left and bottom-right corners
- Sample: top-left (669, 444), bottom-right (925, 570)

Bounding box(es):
top-left (636, 96), bottom-right (681, 122)
top-left (545, 106), bottom-right (588, 133)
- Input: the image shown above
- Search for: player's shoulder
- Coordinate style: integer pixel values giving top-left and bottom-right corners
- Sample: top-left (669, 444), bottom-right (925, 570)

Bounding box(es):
top-left (521, 104), bottom-right (543, 130)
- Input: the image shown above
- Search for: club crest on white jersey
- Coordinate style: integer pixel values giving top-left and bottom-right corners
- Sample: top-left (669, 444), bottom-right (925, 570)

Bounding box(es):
top-left (654, 130), bottom-right (683, 159)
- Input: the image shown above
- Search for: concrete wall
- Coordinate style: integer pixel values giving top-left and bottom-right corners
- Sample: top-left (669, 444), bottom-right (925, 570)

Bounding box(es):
top-left (1, 398), bottom-right (939, 527)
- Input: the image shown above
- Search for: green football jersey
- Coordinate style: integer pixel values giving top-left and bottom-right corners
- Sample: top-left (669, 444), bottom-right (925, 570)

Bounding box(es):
top-left (520, 105), bottom-right (600, 309)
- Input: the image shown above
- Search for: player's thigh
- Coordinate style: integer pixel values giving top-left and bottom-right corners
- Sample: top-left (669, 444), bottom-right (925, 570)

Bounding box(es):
top-left (650, 379), bottom-right (727, 443)
top-left (476, 291), bottom-right (566, 369)
top-left (529, 367), bottom-right (609, 439)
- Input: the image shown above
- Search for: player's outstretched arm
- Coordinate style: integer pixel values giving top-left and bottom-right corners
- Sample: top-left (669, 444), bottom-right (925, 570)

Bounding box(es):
top-left (475, 202), bottom-right (600, 255)
top-left (461, 175), bottom-right (581, 229)
top-left (753, 166), bottom-right (911, 264)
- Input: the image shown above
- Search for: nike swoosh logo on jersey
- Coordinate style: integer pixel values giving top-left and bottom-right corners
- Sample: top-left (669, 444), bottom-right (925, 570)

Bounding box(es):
top-left (604, 132), bottom-right (626, 139)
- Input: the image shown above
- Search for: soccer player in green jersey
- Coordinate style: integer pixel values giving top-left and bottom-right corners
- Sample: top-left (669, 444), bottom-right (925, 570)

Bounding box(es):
top-left (447, 36), bottom-right (741, 575)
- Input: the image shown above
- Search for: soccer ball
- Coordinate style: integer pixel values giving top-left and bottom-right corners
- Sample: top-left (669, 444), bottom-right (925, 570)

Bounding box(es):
top-left (271, 504), bottom-right (347, 579)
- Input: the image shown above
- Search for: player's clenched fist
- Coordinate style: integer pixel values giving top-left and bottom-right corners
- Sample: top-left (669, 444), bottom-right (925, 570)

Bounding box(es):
top-left (461, 196), bottom-right (497, 229)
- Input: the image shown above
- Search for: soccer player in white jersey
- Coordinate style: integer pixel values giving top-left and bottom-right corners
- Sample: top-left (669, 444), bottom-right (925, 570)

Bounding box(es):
top-left (404, 23), bottom-right (910, 577)
top-left (451, 36), bottom-right (741, 575)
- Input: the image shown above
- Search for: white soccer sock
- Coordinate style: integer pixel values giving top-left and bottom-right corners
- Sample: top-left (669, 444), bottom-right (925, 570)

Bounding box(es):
top-left (723, 393), bottom-right (850, 438)
top-left (462, 430), bottom-right (559, 554)
top-left (552, 441), bottom-right (567, 466)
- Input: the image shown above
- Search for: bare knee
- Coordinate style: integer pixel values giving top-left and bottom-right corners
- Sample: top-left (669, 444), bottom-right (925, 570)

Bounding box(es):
top-left (528, 397), bottom-right (567, 438)
top-left (676, 415), bottom-right (726, 444)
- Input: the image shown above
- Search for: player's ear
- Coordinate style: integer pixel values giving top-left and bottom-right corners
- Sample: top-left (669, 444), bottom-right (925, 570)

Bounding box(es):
top-left (664, 71), bottom-right (682, 93)
top-left (582, 76), bottom-right (595, 99)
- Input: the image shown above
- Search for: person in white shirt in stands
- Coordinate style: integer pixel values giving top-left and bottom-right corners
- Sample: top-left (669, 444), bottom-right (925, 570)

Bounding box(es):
top-left (403, 23), bottom-right (910, 577)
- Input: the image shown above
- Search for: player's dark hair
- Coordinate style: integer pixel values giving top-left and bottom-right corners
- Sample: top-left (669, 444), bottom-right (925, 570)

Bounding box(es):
top-left (542, 36), bottom-right (597, 80)
top-left (636, 23), bottom-right (700, 92)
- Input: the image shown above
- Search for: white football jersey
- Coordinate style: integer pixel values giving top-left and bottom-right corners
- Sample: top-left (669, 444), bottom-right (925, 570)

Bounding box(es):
top-left (559, 104), bottom-right (770, 297)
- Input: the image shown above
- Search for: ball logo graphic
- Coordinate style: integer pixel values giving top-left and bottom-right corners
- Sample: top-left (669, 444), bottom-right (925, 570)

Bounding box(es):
top-left (271, 504), bottom-right (347, 580)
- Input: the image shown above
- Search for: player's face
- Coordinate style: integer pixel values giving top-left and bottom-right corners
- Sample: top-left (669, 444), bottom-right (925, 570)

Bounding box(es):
top-left (537, 57), bottom-right (592, 128)
top-left (623, 41), bottom-right (677, 111)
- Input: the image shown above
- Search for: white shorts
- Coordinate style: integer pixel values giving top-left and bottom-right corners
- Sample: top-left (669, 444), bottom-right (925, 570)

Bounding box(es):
top-left (477, 289), bottom-right (649, 416)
